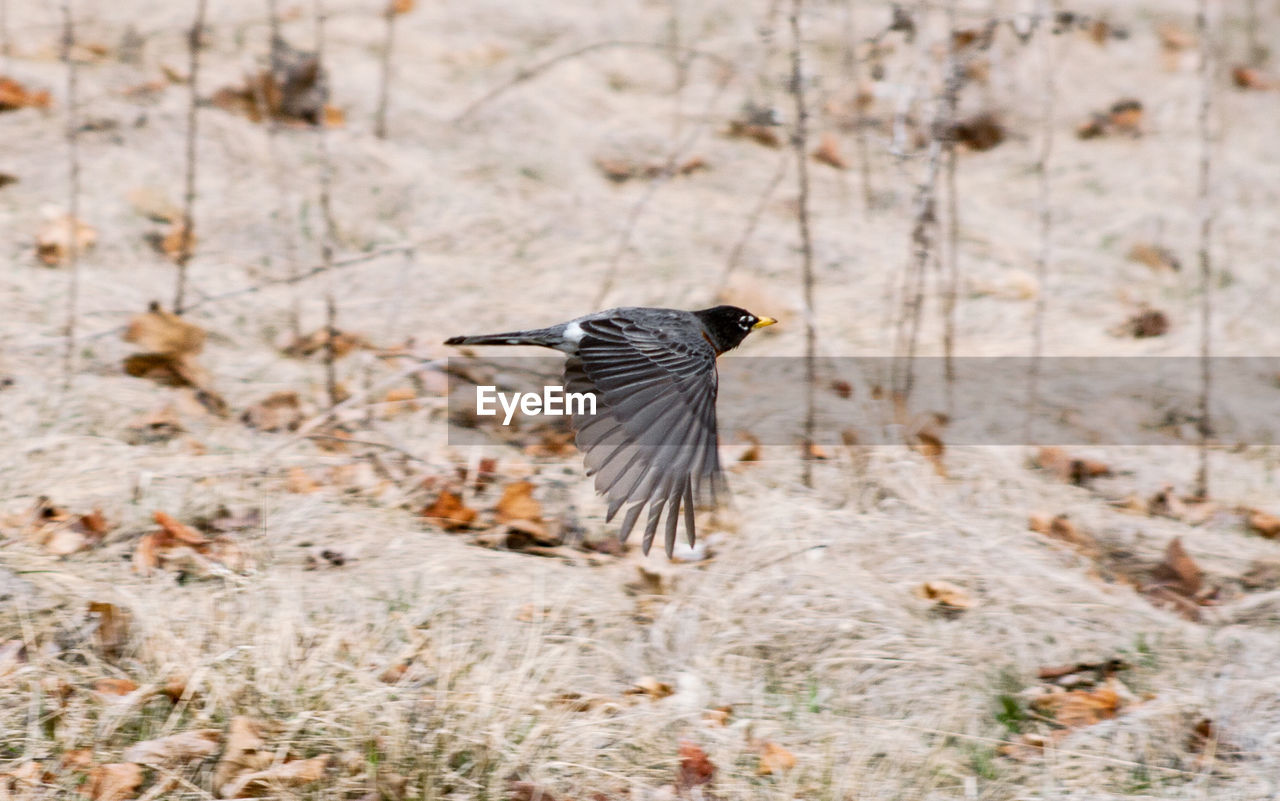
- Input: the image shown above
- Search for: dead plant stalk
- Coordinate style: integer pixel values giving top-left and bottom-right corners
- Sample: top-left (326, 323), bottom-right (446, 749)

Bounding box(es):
top-left (173, 0), bottom-right (208, 315)
top-left (788, 0), bottom-right (817, 486)
top-left (60, 0), bottom-right (81, 386)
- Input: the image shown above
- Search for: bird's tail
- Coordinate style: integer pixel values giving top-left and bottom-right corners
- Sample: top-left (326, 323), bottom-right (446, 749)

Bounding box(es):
top-left (444, 329), bottom-right (557, 347)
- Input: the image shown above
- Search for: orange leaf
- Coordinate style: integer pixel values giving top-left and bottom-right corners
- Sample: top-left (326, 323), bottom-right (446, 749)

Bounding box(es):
top-left (756, 741), bottom-right (796, 775)
top-left (676, 740), bottom-right (715, 791)
top-left (423, 490), bottom-right (477, 530)
top-left (495, 481), bottom-right (541, 523)
top-left (812, 132), bottom-right (848, 169)
top-left (153, 511), bottom-right (208, 545)
top-left (86, 763), bottom-right (144, 801)
top-left (1246, 509), bottom-right (1280, 539)
top-left (94, 678), bottom-right (140, 697)
top-left (0, 76), bottom-right (52, 110)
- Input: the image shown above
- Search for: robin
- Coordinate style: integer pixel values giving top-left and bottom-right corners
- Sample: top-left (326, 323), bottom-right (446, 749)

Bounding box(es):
top-left (445, 306), bottom-right (776, 557)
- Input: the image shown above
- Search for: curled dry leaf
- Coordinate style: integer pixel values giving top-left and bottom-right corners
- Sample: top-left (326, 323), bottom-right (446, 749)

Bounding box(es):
top-left (495, 481), bottom-right (541, 523)
top-left (1127, 242), bottom-right (1180, 272)
top-left (36, 213), bottom-right (97, 266)
top-left (1030, 683), bottom-right (1122, 729)
top-left (242, 391), bottom-right (303, 432)
top-left (423, 490), bottom-right (477, 530)
top-left (1116, 307), bottom-right (1169, 338)
top-left (0, 76), bottom-right (52, 110)
top-left (88, 601), bottom-right (131, 659)
top-left (1245, 509), bottom-right (1280, 539)
top-left (122, 729), bottom-right (221, 765)
top-left (676, 740), bottom-right (715, 791)
top-left (625, 676), bottom-right (674, 700)
top-left (283, 328), bottom-right (370, 359)
top-left (914, 580), bottom-right (974, 611)
top-left (93, 678), bottom-right (140, 698)
top-left (86, 763), bottom-right (144, 801)
top-left (1077, 99), bottom-right (1143, 139)
top-left (951, 112), bottom-right (1005, 151)
top-left (221, 755), bottom-right (329, 798)
top-left (724, 119), bottom-right (781, 148)
top-left (1032, 447), bottom-right (1111, 485)
top-left (211, 38), bottom-right (337, 127)
top-left (1027, 513), bottom-right (1099, 557)
top-left (756, 741), bottom-right (797, 776)
top-left (148, 220), bottom-right (195, 263)
top-left (1150, 536), bottom-right (1202, 598)
top-left (1232, 66), bottom-right (1278, 91)
top-left (154, 511), bottom-right (208, 545)
top-left (812, 132), bottom-right (848, 169)
top-left (213, 717), bottom-right (272, 797)
top-left (124, 304), bottom-right (206, 355)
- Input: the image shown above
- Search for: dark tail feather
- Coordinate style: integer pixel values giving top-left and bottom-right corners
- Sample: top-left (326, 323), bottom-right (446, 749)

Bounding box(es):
top-left (444, 330), bottom-right (551, 347)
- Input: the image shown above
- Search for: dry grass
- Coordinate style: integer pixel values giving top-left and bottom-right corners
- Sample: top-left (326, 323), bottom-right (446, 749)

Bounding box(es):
top-left (3, 1), bottom-right (1280, 799)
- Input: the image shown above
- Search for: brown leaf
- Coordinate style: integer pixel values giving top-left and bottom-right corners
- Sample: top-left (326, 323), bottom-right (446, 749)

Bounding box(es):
top-left (1245, 509), bottom-right (1280, 539)
top-left (221, 755), bottom-right (329, 798)
top-left (951, 112), bottom-right (1005, 151)
top-left (213, 717), bottom-right (272, 797)
top-left (676, 740), bottom-right (715, 791)
top-left (0, 76), bottom-right (52, 110)
top-left (812, 132), bottom-right (848, 169)
top-left (1151, 536), bottom-right (1202, 598)
top-left (283, 328), bottom-right (369, 359)
top-left (212, 39), bottom-right (331, 127)
top-left (286, 467), bottom-right (321, 494)
top-left (242, 391), bottom-right (303, 432)
top-left (153, 511), bottom-right (208, 545)
top-left (1033, 447), bottom-right (1110, 485)
top-left (1127, 242), bottom-right (1179, 272)
top-left (914, 580), bottom-right (974, 611)
top-left (1032, 684), bottom-right (1121, 729)
top-left (94, 677), bottom-right (141, 698)
top-left (86, 763), bottom-right (143, 801)
top-left (1120, 307), bottom-right (1169, 338)
top-left (132, 532), bottom-right (162, 574)
top-left (913, 429), bottom-right (946, 476)
top-left (1027, 512), bottom-right (1099, 556)
top-left (1077, 99), bottom-right (1143, 139)
top-left (123, 304), bottom-right (206, 356)
top-left (756, 741), bottom-right (796, 776)
top-left (150, 221), bottom-right (195, 263)
top-left (88, 601), bottom-right (130, 659)
top-left (36, 214), bottom-right (96, 265)
top-left (1232, 66), bottom-right (1277, 90)
top-left (495, 481), bottom-right (541, 523)
top-left (423, 490), bottom-right (477, 530)
top-left (725, 120), bottom-right (781, 148)
top-left (121, 729), bottom-right (221, 765)
top-left (625, 676), bottom-right (673, 700)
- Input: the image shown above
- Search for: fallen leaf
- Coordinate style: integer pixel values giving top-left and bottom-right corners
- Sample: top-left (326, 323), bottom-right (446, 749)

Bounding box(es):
top-left (286, 467), bottom-right (321, 494)
top-left (625, 676), bottom-right (673, 700)
top-left (951, 112), bottom-right (1005, 151)
top-left (86, 763), bottom-right (143, 801)
top-left (221, 755), bottom-right (329, 798)
top-left (88, 601), bottom-right (130, 659)
top-left (59, 748), bottom-right (95, 772)
top-left (1156, 23), bottom-right (1195, 52)
top-left (812, 132), bottom-right (848, 169)
top-left (1127, 242), bottom-right (1179, 272)
top-left (725, 119), bottom-right (781, 148)
top-left (423, 490), bottom-right (477, 530)
top-left (213, 717), bottom-right (272, 797)
top-left (121, 729), bottom-right (221, 765)
top-left (1077, 99), bottom-right (1143, 139)
top-left (148, 220), bottom-right (195, 263)
top-left (212, 38), bottom-right (331, 127)
top-left (242, 391), bottom-right (303, 432)
top-left (1118, 307), bottom-right (1169, 338)
top-left (595, 155), bottom-right (708, 183)
top-left (1150, 536), bottom-right (1202, 598)
top-left (703, 705), bottom-right (732, 727)
top-left (756, 741), bottom-right (796, 775)
top-left (1232, 66), bottom-right (1277, 90)
top-left (495, 481), bottom-right (541, 523)
top-left (94, 678), bottom-right (140, 698)
top-left (913, 429), bottom-right (946, 476)
top-left (283, 328), bottom-right (370, 359)
top-left (1245, 509), bottom-right (1280, 539)
top-left (153, 511), bottom-right (208, 545)
top-left (914, 580), bottom-right (974, 611)
top-left (0, 76), bottom-right (52, 110)
top-left (36, 213), bottom-right (97, 265)
top-left (676, 741), bottom-right (715, 791)
top-left (124, 305), bottom-right (206, 355)
top-left (1033, 447), bottom-right (1111, 485)
top-left (1031, 684), bottom-right (1121, 729)
top-left (388, 0), bottom-right (414, 13)
top-left (1027, 512), bottom-right (1099, 556)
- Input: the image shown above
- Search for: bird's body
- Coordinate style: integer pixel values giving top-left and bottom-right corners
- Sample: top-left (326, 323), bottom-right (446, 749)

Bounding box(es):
top-left (445, 305), bottom-right (775, 557)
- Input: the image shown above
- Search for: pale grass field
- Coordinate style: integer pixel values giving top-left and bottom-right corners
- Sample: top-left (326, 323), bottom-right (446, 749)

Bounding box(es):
top-left (2, 0), bottom-right (1280, 799)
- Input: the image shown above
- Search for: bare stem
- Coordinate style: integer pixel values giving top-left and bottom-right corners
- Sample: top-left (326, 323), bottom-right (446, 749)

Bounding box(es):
top-left (374, 2), bottom-right (397, 138)
top-left (1025, 0), bottom-right (1055, 443)
top-left (314, 0), bottom-right (340, 407)
top-left (843, 0), bottom-right (874, 213)
top-left (718, 152), bottom-right (789, 294)
top-left (1194, 0), bottom-right (1215, 498)
top-left (789, 0), bottom-right (817, 486)
top-left (173, 0), bottom-right (208, 315)
top-left (60, 0), bottom-right (81, 387)
top-left (940, 0), bottom-right (962, 410)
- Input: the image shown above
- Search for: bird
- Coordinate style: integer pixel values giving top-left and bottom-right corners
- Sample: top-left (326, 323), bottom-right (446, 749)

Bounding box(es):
top-left (445, 305), bottom-right (776, 557)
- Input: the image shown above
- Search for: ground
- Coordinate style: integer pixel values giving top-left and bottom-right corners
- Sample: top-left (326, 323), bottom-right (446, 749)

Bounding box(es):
top-left (2, 0), bottom-right (1280, 799)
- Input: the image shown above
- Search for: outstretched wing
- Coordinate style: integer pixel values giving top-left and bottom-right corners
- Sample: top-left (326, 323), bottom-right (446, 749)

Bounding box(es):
top-left (563, 314), bottom-right (727, 557)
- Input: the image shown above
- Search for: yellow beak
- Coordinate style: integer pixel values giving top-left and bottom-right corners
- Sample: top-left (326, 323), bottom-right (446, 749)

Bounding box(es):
top-left (752, 316), bottom-right (778, 329)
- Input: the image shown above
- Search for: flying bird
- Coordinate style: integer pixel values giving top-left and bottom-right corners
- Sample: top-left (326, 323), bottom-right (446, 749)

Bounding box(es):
top-left (445, 305), bottom-right (776, 557)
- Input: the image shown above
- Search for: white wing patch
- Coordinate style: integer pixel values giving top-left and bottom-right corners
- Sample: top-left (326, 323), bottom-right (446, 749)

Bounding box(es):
top-left (563, 321), bottom-right (585, 343)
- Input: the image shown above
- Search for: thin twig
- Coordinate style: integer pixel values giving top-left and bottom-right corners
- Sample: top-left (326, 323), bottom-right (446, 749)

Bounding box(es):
top-left (0, 0), bottom-right (10, 71)
top-left (60, 0), bottom-right (81, 387)
top-left (718, 151), bottom-right (789, 294)
top-left (843, 0), bottom-right (874, 213)
top-left (788, 0), bottom-right (817, 487)
top-left (1025, 0), bottom-right (1055, 443)
top-left (1194, 0), bottom-right (1215, 498)
top-left (940, 0), bottom-right (962, 411)
top-left (373, 1), bottom-right (397, 138)
top-left (173, 0), bottom-right (208, 315)
top-left (310, 1), bottom-right (340, 407)
top-left (452, 40), bottom-right (734, 125)
top-left (264, 0), bottom-right (302, 338)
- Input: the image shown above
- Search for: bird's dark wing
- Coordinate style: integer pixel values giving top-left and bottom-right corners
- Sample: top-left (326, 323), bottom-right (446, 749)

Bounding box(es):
top-left (564, 314), bottom-right (727, 557)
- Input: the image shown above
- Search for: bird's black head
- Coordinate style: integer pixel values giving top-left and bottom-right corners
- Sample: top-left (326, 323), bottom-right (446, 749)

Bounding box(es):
top-left (693, 305), bottom-right (777, 353)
